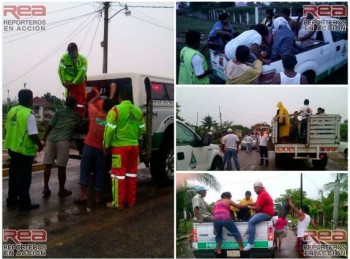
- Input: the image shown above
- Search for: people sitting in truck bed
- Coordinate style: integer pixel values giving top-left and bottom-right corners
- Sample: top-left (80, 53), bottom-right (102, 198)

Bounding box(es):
top-left (208, 13), bottom-right (235, 50)
top-left (296, 13), bottom-right (317, 48)
top-left (224, 24), bottom-right (270, 64)
top-left (261, 9), bottom-right (274, 31)
top-left (225, 45), bottom-right (263, 84)
top-left (271, 54), bottom-right (308, 84)
top-left (280, 8), bottom-right (298, 35)
top-left (270, 17), bottom-right (297, 60)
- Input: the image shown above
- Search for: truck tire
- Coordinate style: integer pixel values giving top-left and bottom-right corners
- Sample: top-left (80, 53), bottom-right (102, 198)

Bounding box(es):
top-left (275, 153), bottom-right (286, 168)
top-left (303, 71), bottom-right (316, 84)
top-left (210, 156), bottom-right (223, 171)
top-left (312, 154), bottom-right (328, 169)
top-left (150, 141), bottom-right (174, 186)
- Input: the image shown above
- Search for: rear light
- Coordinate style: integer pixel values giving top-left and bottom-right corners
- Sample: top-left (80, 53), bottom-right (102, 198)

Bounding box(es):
top-left (326, 147), bottom-right (331, 151)
top-left (277, 147), bottom-right (295, 152)
top-left (320, 154), bottom-right (325, 159)
top-left (192, 228), bottom-right (198, 242)
top-left (332, 147), bottom-right (337, 151)
top-left (268, 226), bottom-right (274, 241)
top-left (320, 148), bottom-right (325, 151)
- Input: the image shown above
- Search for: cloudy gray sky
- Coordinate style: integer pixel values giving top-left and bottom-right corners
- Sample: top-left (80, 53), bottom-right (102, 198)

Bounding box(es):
top-left (3, 1), bottom-right (174, 100)
top-left (177, 172), bottom-right (341, 203)
top-left (177, 86), bottom-right (348, 128)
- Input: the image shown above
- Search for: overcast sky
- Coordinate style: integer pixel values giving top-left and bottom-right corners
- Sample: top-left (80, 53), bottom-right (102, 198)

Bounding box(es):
top-left (176, 172), bottom-right (341, 203)
top-left (3, 1), bottom-right (174, 100)
top-left (177, 86), bottom-right (348, 128)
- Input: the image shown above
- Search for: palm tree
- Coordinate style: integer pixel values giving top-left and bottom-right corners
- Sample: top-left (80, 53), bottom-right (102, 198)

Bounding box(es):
top-left (201, 115), bottom-right (218, 132)
top-left (176, 173), bottom-right (221, 233)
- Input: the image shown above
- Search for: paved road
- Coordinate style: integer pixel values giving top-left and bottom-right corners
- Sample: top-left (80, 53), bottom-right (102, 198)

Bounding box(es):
top-left (3, 159), bottom-right (174, 258)
top-left (225, 149), bottom-right (347, 171)
top-left (177, 228), bottom-right (299, 258)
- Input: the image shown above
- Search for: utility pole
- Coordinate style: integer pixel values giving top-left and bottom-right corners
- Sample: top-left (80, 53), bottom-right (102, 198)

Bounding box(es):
top-left (332, 174), bottom-right (340, 229)
top-left (102, 2), bottom-right (110, 73)
top-left (300, 173), bottom-right (303, 208)
top-left (219, 106), bottom-right (223, 132)
top-left (24, 83), bottom-right (27, 89)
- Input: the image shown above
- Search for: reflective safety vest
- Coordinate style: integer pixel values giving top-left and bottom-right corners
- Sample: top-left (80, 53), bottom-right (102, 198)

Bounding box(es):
top-left (103, 100), bottom-right (146, 148)
top-left (4, 105), bottom-right (37, 156)
top-left (58, 53), bottom-right (88, 85)
top-left (178, 47), bottom-right (210, 84)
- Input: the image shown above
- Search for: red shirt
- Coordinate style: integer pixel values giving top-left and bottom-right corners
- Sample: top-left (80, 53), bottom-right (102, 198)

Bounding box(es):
top-left (85, 100), bottom-right (106, 150)
top-left (256, 189), bottom-right (274, 217)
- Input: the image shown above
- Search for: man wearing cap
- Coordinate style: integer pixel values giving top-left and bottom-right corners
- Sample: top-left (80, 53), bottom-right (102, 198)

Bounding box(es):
top-left (58, 42), bottom-right (88, 116)
top-left (243, 181), bottom-right (274, 251)
top-left (236, 191), bottom-right (255, 220)
top-left (192, 186), bottom-right (213, 222)
top-left (42, 96), bottom-right (83, 197)
top-left (221, 128), bottom-right (240, 171)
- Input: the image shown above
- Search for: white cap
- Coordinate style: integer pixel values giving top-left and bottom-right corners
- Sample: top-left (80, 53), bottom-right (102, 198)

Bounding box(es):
top-left (208, 131), bottom-right (213, 135)
top-left (227, 128), bottom-right (232, 133)
top-left (254, 181), bottom-right (264, 188)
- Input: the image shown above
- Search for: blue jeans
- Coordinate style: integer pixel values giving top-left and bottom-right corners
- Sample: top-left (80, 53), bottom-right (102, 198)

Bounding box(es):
top-left (224, 148), bottom-right (240, 171)
top-left (247, 213), bottom-right (272, 244)
top-left (214, 220), bottom-right (242, 243)
top-left (246, 143), bottom-right (252, 152)
top-left (80, 144), bottom-right (106, 192)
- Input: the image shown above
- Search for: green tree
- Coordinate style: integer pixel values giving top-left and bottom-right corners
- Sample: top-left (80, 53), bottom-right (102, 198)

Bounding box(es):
top-left (201, 115), bottom-right (218, 132)
top-left (176, 102), bottom-right (185, 122)
top-left (176, 173), bottom-right (221, 233)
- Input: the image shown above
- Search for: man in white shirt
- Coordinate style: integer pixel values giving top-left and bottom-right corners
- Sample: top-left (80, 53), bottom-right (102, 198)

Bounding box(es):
top-left (221, 128), bottom-right (240, 170)
top-left (258, 131), bottom-right (269, 166)
top-left (192, 186), bottom-right (213, 222)
top-left (298, 99), bottom-right (313, 143)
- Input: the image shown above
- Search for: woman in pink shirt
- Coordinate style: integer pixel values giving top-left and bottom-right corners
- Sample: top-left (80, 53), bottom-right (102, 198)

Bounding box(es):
top-left (274, 214), bottom-right (287, 250)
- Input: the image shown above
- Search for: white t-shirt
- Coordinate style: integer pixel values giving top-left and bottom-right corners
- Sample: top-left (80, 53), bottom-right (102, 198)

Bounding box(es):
top-left (27, 113), bottom-right (38, 135)
top-left (297, 214), bottom-right (311, 237)
top-left (259, 135), bottom-right (269, 146)
top-left (222, 133), bottom-right (239, 149)
top-left (245, 136), bottom-right (253, 144)
top-left (280, 72), bottom-right (301, 85)
top-left (192, 54), bottom-right (205, 76)
top-left (300, 105), bottom-right (313, 120)
top-left (224, 30), bottom-right (262, 60)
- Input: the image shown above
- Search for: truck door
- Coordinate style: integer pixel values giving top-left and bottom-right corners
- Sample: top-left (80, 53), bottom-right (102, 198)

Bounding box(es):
top-left (330, 31), bottom-right (347, 71)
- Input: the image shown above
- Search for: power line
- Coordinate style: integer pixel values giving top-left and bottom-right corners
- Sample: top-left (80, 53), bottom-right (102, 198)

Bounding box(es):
top-left (87, 16), bottom-right (102, 57)
top-left (129, 15), bottom-right (173, 31)
top-left (123, 7), bottom-right (172, 30)
top-left (80, 15), bottom-right (97, 50)
top-left (113, 2), bottom-right (173, 9)
top-left (47, 2), bottom-right (95, 15)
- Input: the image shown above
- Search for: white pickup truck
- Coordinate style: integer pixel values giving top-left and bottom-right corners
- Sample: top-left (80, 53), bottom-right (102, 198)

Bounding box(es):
top-left (210, 17), bottom-right (347, 84)
top-left (192, 221), bottom-right (275, 258)
top-left (272, 114), bottom-right (342, 169)
top-left (176, 120), bottom-right (223, 171)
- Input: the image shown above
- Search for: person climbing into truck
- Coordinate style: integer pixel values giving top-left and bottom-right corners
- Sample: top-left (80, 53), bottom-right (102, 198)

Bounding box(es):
top-left (225, 45), bottom-right (263, 84)
top-left (271, 54), bottom-right (308, 84)
top-left (208, 13), bottom-right (235, 50)
top-left (243, 181), bottom-right (274, 251)
top-left (58, 43), bottom-right (88, 116)
top-left (178, 30), bottom-right (212, 84)
top-left (212, 192), bottom-right (247, 255)
top-left (297, 99), bottom-right (313, 144)
top-left (287, 196), bottom-right (317, 257)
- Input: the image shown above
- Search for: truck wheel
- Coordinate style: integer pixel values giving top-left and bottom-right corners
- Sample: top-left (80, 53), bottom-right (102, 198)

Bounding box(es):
top-left (210, 156), bottom-right (223, 171)
top-left (275, 153), bottom-right (286, 168)
top-left (312, 154), bottom-right (328, 169)
top-left (150, 141), bottom-right (174, 186)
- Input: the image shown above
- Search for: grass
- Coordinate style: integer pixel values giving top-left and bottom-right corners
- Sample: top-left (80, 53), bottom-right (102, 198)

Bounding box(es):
top-left (177, 219), bottom-right (193, 236)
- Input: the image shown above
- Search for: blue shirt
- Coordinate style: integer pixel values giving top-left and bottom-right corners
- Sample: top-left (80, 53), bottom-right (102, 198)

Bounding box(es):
top-left (208, 21), bottom-right (234, 48)
top-left (271, 25), bottom-right (296, 59)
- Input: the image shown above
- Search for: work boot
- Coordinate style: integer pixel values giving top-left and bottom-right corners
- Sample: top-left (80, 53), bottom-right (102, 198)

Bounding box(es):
top-left (265, 160), bottom-right (269, 166)
top-left (259, 159), bottom-right (264, 165)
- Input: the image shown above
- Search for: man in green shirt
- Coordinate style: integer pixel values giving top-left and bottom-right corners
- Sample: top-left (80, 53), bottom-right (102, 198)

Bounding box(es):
top-left (58, 42), bottom-right (88, 116)
top-left (103, 87), bottom-right (146, 208)
top-left (42, 96), bottom-right (82, 197)
top-left (178, 30), bottom-right (212, 84)
top-left (4, 89), bottom-right (43, 211)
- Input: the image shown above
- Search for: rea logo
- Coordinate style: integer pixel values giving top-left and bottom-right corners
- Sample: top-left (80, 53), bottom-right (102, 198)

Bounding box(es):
top-left (3, 229), bottom-right (47, 244)
top-left (304, 229), bottom-right (347, 243)
top-left (303, 5), bottom-right (347, 18)
top-left (3, 5), bottom-right (46, 19)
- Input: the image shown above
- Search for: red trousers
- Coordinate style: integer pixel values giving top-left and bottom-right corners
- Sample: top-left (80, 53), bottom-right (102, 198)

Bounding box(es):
top-left (68, 81), bottom-right (86, 116)
top-left (110, 146), bottom-right (139, 208)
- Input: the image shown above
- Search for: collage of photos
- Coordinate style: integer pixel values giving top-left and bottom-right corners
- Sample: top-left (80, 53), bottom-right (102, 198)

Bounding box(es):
top-left (175, 1), bottom-right (349, 259)
top-left (1, 1), bottom-right (348, 259)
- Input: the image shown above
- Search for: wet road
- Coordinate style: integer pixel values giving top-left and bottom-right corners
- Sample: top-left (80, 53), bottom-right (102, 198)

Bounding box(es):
top-left (226, 150), bottom-right (347, 171)
top-left (3, 159), bottom-right (174, 258)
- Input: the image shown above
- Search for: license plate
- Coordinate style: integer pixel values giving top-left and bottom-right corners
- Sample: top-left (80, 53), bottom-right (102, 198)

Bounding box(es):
top-left (227, 250), bottom-right (240, 257)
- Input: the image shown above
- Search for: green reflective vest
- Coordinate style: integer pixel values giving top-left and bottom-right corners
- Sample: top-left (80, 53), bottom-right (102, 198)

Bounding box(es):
top-left (4, 105), bottom-right (37, 156)
top-left (103, 100), bottom-right (146, 148)
top-left (178, 47), bottom-right (210, 84)
top-left (58, 53), bottom-right (88, 85)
